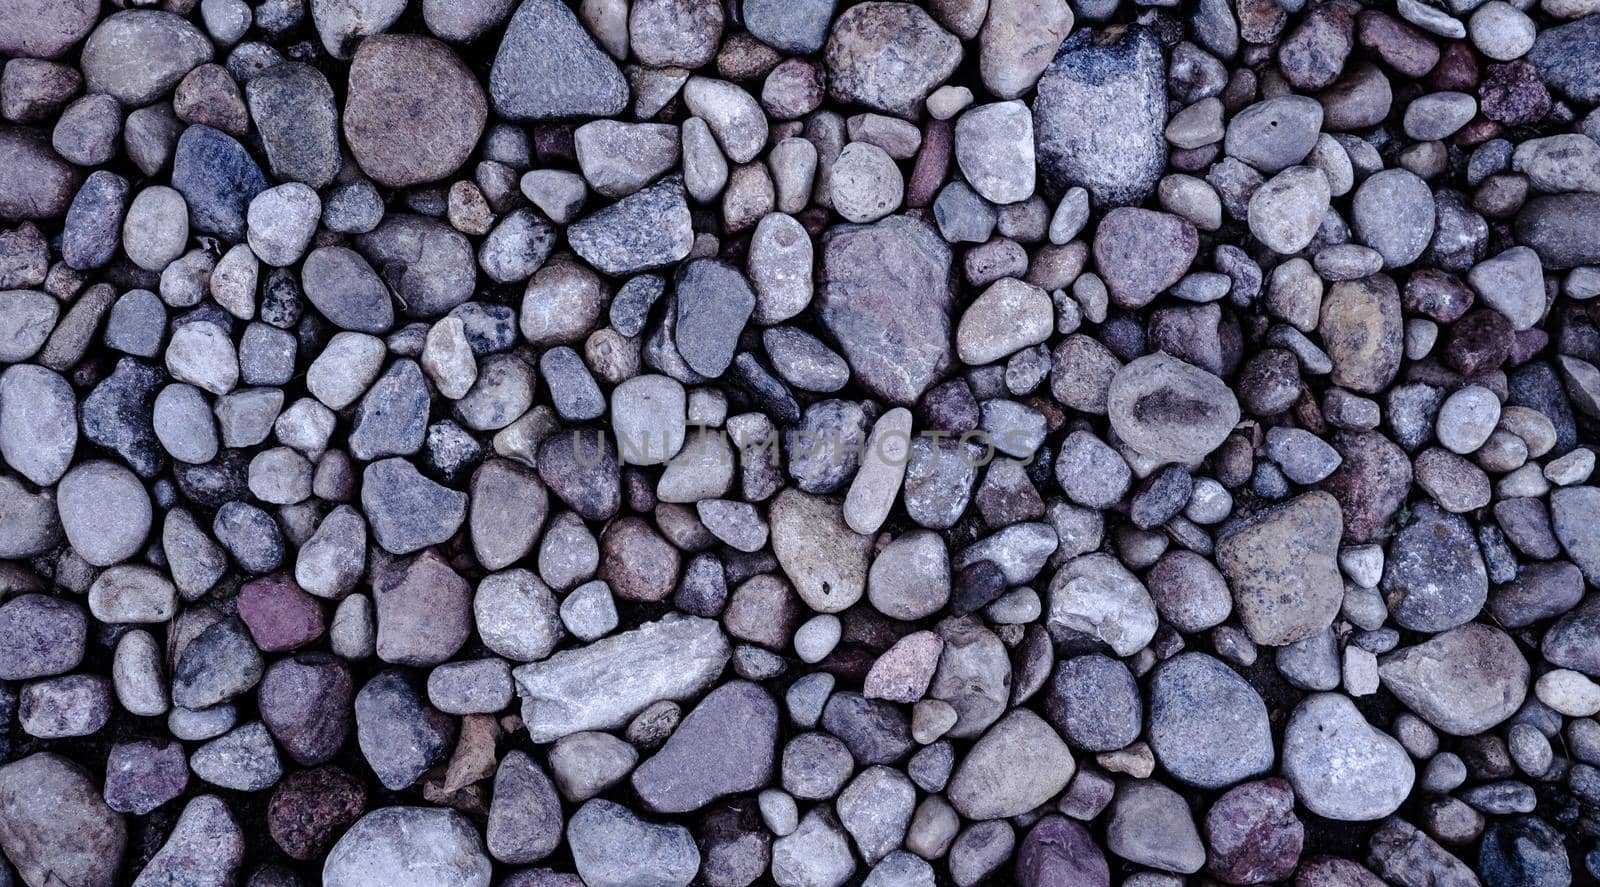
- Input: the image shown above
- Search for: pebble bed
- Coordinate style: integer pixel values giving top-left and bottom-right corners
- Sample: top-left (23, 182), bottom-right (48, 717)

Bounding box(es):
top-left (0, 0), bottom-right (1598, 884)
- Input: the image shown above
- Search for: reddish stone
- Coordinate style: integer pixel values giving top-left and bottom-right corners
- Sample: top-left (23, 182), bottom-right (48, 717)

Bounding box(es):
top-left (1320, 431), bottom-right (1412, 543)
top-left (1237, 0), bottom-right (1287, 43)
top-left (103, 738), bottom-right (188, 815)
top-left (1356, 11), bottom-right (1440, 78)
top-left (1278, 4), bottom-right (1354, 91)
top-left (259, 652), bottom-right (353, 765)
top-left (1402, 268), bottom-right (1475, 323)
top-left (1016, 816), bottom-right (1110, 887)
top-left (815, 645), bottom-right (876, 683)
top-left (599, 516), bottom-right (680, 602)
top-left (1445, 308), bottom-right (1514, 376)
top-left (906, 118), bottom-right (951, 209)
top-left (1480, 60), bottom-right (1553, 127)
top-left (1428, 41), bottom-right (1479, 92)
top-left (268, 766), bottom-right (368, 861)
top-left (238, 573), bottom-right (325, 652)
top-left (1205, 778), bottom-right (1305, 884)
top-left (373, 549), bottom-right (473, 665)
top-left (716, 32), bottom-right (781, 82)
top-left (1451, 118), bottom-right (1503, 148)
top-left (1295, 854), bottom-right (1388, 887)
top-left (531, 124), bottom-right (576, 165)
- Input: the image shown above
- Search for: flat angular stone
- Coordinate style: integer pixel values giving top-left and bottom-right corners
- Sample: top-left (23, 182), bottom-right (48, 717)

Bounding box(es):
top-left (817, 215), bottom-right (954, 405)
top-left (567, 176), bottom-right (694, 276)
top-left (947, 710), bottom-right (1074, 820)
top-left (1216, 492), bottom-right (1345, 646)
top-left (513, 616), bottom-right (731, 742)
top-left (490, 0), bottom-right (629, 121)
top-left (1379, 623), bottom-right (1529, 735)
top-left (632, 681), bottom-right (778, 813)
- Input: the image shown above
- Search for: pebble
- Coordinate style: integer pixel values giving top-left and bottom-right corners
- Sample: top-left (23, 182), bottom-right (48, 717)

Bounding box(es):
top-left (1351, 169), bottom-right (1436, 269)
top-left (1403, 91), bottom-right (1477, 140)
top-left (830, 142), bottom-right (903, 223)
top-left (0, 365), bottom-right (76, 486)
top-left (567, 175), bottom-right (694, 276)
top-left (1382, 503), bottom-right (1488, 632)
top-left (247, 183), bottom-right (319, 267)
top-left (1320, 275), bottom-right (1404, 394)
top-left (1248, 165), bottom-right (1331, 254)
top-left (57, 459), bottom-right (151, 566)
top-left (1045, 654), bottom-right (1141, 751)
top-left (1107, 352), bottom-right (1241, 463)
top-left (1380, 623), bottom-right (1530, 735)
top-left (191, 721), bottom-right (283, 791)
top-left (568, 799), bottom-right (700, 887)
top-left (1470, 1), bottom-right (1536, 59)
top-left (674, 259), bottom-right (754, 377)
top-left (953, 101), bottom-right (1035, 205)
top-left (1226, 96), bottom-right (1324, 174)
top-left (1033, 26), bottom-right (1166, 206)
top-left (1106, 779), bottom-right (1206, 874)
top-left (1045, 551), bottom-right (1156, 656)
top-left (324, 806), bottom-right (490, 886)
top-left (1216, 492), bottom-right (1344, 646)
top-left (359, 455), bottom-right (463, 550)
top-left (80, 10), bottom-right (211, 105)
top-left (486, 751), bottom-right (562, 864)
top-left (824, 2), bottom-right (962, 119)
top-left (844, 407), bottom-right (913, 535)
top-left (301, 246), bottom-right (394, 333)
top-left (171, 124), bottom-right (267, 241)
top-left (1468, 245), bottom-right (1545, 331)
top-left (1147, 653), bottom-right (1274, 789)
top-left (0, 753), bottom-right (126, 887)
top-left (268, 765), bottom-right (367, 861)
top-left (245, 62), bottom-right (342, 188)
top-left (1283, 693), bottom-right (1415, 820)
top-left (514, 616), bottom-right (728, 742)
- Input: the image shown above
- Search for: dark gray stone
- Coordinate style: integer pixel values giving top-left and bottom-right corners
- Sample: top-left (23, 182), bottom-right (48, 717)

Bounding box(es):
top-left (1032, 26), bottom-right (1166, 206)
top-left (490, 0), bottom-right (629, 121)
top-left (632, 681), bottom-right (778, 813)
top-left (170, 124), bottom-right (268, 241)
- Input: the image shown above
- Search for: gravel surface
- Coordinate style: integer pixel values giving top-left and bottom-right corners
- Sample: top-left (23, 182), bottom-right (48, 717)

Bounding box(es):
top-left (0, 0), bottom-right (1598, 885)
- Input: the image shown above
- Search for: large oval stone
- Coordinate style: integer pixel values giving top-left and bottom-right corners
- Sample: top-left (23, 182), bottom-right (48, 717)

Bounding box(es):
top-left (1108, 353), bottom-right (1241, 464)
top-left (344, 35), bottom-right (487, 188)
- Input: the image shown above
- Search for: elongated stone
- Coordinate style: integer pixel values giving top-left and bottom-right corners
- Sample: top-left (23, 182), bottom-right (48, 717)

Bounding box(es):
top-left (513, 616), bottom-right (731, 742)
